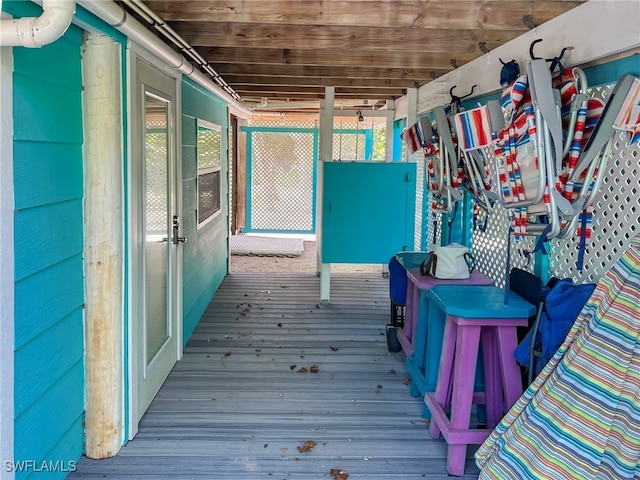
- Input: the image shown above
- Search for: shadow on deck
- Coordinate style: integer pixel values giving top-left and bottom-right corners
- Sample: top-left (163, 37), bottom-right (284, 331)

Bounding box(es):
top-left (71, 272), bottom-right (481, 479)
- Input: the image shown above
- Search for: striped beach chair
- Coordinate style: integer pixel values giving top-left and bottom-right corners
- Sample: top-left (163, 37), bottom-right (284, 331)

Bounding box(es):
top-left (475, 235), bottom-right (640, 479)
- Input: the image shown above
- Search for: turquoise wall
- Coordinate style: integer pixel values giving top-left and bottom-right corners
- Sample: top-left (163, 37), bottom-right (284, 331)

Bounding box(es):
top-left (181, 78), bottom-right (230, 345)
top-left (7, 2), bottom-right (85, 478)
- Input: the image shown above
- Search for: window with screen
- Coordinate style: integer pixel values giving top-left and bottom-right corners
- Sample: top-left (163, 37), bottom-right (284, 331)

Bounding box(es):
top-left (197, 120), bottom-right (222, 226)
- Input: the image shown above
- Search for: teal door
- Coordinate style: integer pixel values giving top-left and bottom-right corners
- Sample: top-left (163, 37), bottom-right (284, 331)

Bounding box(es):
top-left (321, 161), bottom-right (417, 263)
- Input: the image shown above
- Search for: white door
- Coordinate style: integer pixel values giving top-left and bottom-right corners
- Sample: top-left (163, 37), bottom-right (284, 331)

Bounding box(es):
top-left (129, 55), bottom-right (183, 437)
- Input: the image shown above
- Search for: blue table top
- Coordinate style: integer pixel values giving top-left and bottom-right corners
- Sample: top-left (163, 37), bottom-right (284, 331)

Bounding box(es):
top-left (427, 285), bottom-right (535, 318)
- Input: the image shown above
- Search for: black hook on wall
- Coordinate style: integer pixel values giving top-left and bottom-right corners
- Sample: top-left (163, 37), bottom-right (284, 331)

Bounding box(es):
top-left (449, 84), bottom-right (477, 112)
top-left (529, 39), bottom-right (574, 72)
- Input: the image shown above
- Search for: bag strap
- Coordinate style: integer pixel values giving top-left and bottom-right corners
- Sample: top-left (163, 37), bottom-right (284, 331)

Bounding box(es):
top-left (464, 252), bottom-right (475, 272)
top-left (420, 253), bottom-right (437, 276)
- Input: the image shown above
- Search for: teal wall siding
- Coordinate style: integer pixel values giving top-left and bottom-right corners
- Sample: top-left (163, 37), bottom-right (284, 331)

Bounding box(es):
top-left (8, 2), bottom-right (85, 477)
top-left (181, 78), bottom-right (230, 346)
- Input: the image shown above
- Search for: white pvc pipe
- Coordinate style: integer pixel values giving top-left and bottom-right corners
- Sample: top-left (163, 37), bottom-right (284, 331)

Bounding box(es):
top-left (0, 0), bottom-right (75, 48)
top-left (77, 0), bottom-right (252, 118)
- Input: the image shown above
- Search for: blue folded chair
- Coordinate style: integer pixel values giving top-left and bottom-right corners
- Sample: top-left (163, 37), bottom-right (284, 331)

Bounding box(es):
top-left (388, 255), bottom-right (408, 329)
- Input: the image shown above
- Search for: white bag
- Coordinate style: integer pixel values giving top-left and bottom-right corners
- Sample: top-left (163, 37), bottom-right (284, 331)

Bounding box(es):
top-left (420, 243), bottom-right (475, 279)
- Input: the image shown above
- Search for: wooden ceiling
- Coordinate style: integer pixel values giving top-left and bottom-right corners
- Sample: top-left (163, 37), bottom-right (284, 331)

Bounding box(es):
top-left (137, 0), bottom-right (586, 113)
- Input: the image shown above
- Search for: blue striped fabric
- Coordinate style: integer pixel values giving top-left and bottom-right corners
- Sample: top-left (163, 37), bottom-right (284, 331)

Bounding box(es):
top-left (475, 236), bottom-right (640, 479)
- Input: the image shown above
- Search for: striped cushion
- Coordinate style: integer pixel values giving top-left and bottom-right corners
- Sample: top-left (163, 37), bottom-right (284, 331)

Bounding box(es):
top-left (454, 105), bottom-right (493, 151)
top-left (475, 236), bottom-right (640, 479)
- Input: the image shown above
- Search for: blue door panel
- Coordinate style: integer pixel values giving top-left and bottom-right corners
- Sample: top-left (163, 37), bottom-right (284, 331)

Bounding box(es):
top-left (322, 162), bottom-right (416, 264)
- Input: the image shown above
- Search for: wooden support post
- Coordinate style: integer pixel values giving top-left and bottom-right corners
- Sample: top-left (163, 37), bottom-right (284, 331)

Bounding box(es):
top-left (82, 34), bottom-right (124, 459)
top-left (235, 118), bottom-right (248, 232)
top-left (405, 88), bottom-right (418, 162)
top-left (318, 87), bottom-right (334, 303)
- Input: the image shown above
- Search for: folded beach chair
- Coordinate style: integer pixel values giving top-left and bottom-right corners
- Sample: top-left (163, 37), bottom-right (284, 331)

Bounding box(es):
top-left (453, 102), bottom-right (504, 213)
top-left (429, 86), bottom-right (479, 216)
top-left (475, 235), bottom-right (640, 479)
top-left (487, 47), bottom-right (632, 262)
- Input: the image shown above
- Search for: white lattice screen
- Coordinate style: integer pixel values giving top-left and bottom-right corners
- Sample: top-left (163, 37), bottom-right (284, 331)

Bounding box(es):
top-left (549, 86), bottom-right (640, 284)
top-left (332, 119), bottom-right (365, 161)
top-left (145, 118), bottom-right (168, 232)
top-left (413, 156), bottom-right (425, 251)
top-left (249, 129), bottom-right (315, 231)
top-left (467, 82), bottom-right (640, 287)
top-left (470, 203), bottom-right (537, 287)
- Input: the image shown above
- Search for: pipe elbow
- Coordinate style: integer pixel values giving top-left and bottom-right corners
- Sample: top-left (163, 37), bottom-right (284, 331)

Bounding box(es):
top-left (1, 0), bottom-right (75, 48)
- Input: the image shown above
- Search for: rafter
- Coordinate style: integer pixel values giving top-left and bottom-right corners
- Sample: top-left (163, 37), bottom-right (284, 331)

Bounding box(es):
top-left (211, 64), bottom-right (446, 81)
top-left (172, 22), bottom-right (524, 53)
top-left (224, 75), bottom-right (422, 89)
top-left (201, 47), bottom-right (479, 69)
top-left (146, 0), bottom-right (584, 30)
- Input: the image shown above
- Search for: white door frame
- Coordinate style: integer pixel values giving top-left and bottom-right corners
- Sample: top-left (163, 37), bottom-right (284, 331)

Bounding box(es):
top-left (0, 42), bottom-right (15, 480)
top-left (127, 44), bottom-right (183, 439)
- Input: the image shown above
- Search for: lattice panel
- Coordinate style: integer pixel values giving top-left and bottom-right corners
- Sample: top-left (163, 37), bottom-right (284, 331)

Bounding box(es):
top-left (249, 119), bottom-right (316, 129)
top-left (467, 82), bottom-right (640, 287)
top-left (471, 203), bottom-right (536, 287)
top-left (414, 157), bottom-right (425, 250)
top-left (332, 131), bottom-right (365, 160)
top-left (145, 119), bottom-right (168, 233)
top-left (229, 122), bottom-right (234, 230)
top-left (425, 193), bottom-right (441, 252)
top-left (549, 84), bottom-right (640, 284)
top-left (249, 131), bottom-right (315, 231)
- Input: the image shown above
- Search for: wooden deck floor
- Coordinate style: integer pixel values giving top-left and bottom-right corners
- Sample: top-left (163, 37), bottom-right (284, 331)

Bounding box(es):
top-left (70, 273), bottom-right (481, 479)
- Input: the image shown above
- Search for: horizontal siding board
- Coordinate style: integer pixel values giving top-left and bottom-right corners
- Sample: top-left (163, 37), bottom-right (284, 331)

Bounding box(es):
top-left (14, 254), bottom-right (83, 353)
top-left (13, 28), bottom-right (82, 89)
top-left (13, 141), bottom-right (83, 210)
top-left (14, 361), bottom-right (84, 469)
top-left (182, 257), bottom-right (225, 345)
top-left (181, 78), bottom-right (228, 127)
top-left (13, 73), bottom-right (83, 144)
top-left (181, 145), bottom-right (197, 181)
top-left (180, 74), bottom-right (230, 347)
top-left (181, 115), bottom-right (197, 147)
top-left (11, 14), bottom-right (85, 478)
top-left (182, 274), bottom-right (221, 347)
top-left (71, 273), bottom-right (481, 479)
top-left (24, 416), bottom-right (84, 480)
top-left (14, 199), bottom-right (84, 281)
top-left (181, 177), bottom-right (197, 233)
top-left (14, 310), bottom-right (84, 417)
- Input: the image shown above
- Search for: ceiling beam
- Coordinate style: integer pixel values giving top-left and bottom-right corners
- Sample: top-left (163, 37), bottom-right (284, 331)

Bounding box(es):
top-left (172, 22), bottom-right (524, 53)
top-left (235, 85), bottom-right (405, 96)
top-left (211, 63), bottom-right (447, 81)
top-left (201, 47), bottom-right (479, 69)
top-left (237, 91), bottom-right (402, 100)
top-left (225, 75), bottom-right (421, 89)
top-left (146, 1), bottom-right (584, 30)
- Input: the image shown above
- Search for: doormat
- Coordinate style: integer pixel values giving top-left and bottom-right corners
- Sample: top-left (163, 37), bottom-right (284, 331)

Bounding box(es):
top-left (230, 235), bottom-right (304, 257)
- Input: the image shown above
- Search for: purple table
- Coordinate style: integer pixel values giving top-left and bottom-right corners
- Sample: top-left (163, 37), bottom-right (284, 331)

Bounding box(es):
top-left (398, 270), bottom-right (493, 400)
top-left (424, 285), bottom-right (534, 476)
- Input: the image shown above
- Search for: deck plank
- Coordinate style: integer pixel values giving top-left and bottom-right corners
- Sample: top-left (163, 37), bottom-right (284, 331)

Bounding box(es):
top-left (70, 273), bottom-right (481, 479)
